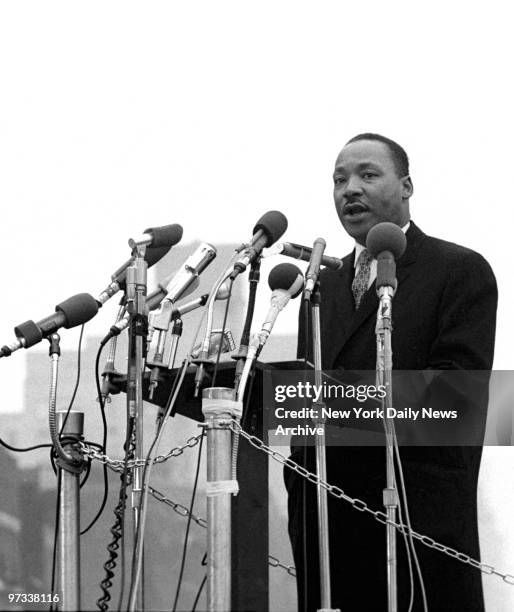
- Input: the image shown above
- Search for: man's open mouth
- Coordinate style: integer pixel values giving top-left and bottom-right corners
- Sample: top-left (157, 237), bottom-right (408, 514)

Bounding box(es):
top-left (343, 202), bottom-right (370, 216)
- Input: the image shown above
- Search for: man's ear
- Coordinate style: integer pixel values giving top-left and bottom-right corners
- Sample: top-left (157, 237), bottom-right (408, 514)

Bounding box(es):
top-left (402, 175), bottom-right (413, 199)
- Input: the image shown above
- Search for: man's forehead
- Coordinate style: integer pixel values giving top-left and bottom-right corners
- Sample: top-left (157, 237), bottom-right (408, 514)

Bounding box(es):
top-left (335, 139), bottom-right (394, 169)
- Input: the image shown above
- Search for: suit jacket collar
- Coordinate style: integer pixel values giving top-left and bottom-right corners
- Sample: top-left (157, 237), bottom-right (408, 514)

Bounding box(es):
top-left (329, 221), bottom-right (426, 364)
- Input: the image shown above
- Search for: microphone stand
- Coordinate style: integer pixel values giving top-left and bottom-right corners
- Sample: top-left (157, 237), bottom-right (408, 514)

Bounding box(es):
top-left (309, 284), bottom-right (338, 612)
top-left (47, 333), bottom-right (85, 611)
top-left (375, 284), bottom-right (398, 612)
top-left (125, 246), bottom-right (148, 612)
top-left (233, 258), bottom-right (261, 395)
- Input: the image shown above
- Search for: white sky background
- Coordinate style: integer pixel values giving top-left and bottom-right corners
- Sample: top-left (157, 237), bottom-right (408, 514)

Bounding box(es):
top-left (0, 1), bottom-right (513, 608)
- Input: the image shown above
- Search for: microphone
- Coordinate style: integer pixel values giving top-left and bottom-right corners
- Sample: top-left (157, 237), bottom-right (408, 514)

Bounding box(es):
top-left (253, 263), bottom-right (304, 350)
top-left (236, 263), bottom-right (304, 399)
top-left (146, 243), bottom-right (217, 369)
top-left (97, 244), bottom-right (173, 306)
top-left (303, 238), bottom-right (326, 301)
top-left (128, 223), bottom-right (184, 250)
top-left (231, 211), bottom-right (288, 278)
top-left (154, 242), bottom-right (216, 309)
top-left (103, 273), bottom-right (230, 345)
top-left (366, 222), bottom-right (407, 293)
top-left (268, 241), bottom-right (343, 271)
top-left (1, 293), bottom-right (99, 357)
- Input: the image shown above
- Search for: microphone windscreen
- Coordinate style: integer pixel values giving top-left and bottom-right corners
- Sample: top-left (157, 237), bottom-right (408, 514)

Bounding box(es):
top-left (56, 293), bottom-right (99, 328)
top-left (144, 224), bottom-right (184, 248)
top-left (253, 211), bottom-right (288, 246)
top-left (268, 263), bottom-right (304, 298)
top-left (145, 244), bottom-right (171, 268)
top-left (366, 222), bottom-right (407, 260)
top-left (14, 320), bottom-right (43, 347)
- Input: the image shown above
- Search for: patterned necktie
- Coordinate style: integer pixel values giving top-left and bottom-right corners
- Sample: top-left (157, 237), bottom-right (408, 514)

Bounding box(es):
top-left (352, 248), bottom-right (373, 309)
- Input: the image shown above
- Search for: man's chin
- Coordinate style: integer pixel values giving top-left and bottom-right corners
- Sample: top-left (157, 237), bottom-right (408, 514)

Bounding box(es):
top-left (341, 217), bottom-right (375, 245)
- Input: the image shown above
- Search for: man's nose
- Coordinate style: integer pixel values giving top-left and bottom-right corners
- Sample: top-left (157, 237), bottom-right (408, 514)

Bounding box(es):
top-left (343, 175), bottom-right (363, 198)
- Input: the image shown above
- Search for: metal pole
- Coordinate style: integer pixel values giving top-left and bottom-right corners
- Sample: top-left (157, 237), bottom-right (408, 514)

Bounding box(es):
top-left (202, 387), bottom-right (242, 612)
top-left (311, 296), bottom-right (338, 612)
top-left (376, 286), bottom-right (398, 612)
top-left (125, 251), bottom-right (148, 612)
top-left (56, 410), bottom-right (84, 612)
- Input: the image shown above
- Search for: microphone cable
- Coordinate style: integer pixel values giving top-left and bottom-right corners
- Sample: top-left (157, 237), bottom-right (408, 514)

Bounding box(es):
top-left (171, 433), bottom-right (205, 612)
top-left (81, 342), bottom-right (110, 535)
top-left (191, 553), bottom-right (208, 611)
top-left (96, 417), bottom-right (135, 612)
top-left (57, 324), bottom-right (85, 436)
top-left (393, 434), bottom-right (428, 611)
top-left (394, 468), bottom-right (415, 612)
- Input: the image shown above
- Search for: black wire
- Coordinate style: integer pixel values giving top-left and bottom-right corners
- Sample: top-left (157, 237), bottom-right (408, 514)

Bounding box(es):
top-left (0, 439), bottom-right (52, 452)
top-left (191, 575), bottom-right (207, 612)
top-left (116, 417), bottom-right (134, 612)
top-left (59, 324), bottom-right (85, 437)
top-left (80, 458), bottom-right (92, 488)
top-left (80, 343), bottom-right (109, 535)
top-left (211, 278), bottom-right (234, 387)
top-left (172, 433), bottom-right (205, 612)
top-left (97, 420), bottom-right (133, 612)
top-left (49, 468), bottom-right (61, 612)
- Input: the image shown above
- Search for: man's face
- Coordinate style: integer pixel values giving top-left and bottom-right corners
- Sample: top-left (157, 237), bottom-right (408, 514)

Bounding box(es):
top-left (333, 139), bottom-right (413, 245)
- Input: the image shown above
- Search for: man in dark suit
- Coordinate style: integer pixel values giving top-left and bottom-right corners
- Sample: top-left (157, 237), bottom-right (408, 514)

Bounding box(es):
top-left (285, 133), bottom-right (497, 611)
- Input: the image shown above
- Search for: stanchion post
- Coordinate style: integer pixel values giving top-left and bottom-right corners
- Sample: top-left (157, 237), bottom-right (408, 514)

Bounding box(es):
top-left (201, 387), bottom-right (242, 612)
top-left (56, 410), bottom-right (84, 612)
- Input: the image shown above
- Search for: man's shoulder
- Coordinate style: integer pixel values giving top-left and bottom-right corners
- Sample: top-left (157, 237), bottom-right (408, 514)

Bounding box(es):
top-left (419, 231), bottom-right (494, 275)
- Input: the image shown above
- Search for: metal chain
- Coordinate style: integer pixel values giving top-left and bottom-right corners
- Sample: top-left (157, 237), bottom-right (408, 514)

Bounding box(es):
top-left (148, 485), bottom-right (296, 577)
top-left (228, 420), bottom-right (514, 586)
top-left (79, 433), bottom-right (203, 472)
top-left (268, 554), bottom-right (297, 578)
top-left (148, 485), bottom-right (207, 529)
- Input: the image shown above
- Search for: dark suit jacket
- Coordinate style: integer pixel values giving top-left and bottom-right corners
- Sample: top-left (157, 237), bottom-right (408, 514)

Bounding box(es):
top-left (286, 222), bottom-right (498, 611)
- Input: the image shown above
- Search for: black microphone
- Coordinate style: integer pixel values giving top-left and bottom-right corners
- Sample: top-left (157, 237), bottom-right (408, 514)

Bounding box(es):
top-left (1, 293), bottom-right (99, 357)
top-left (366, 222), bottom-right (407, 292)
top-left (128, 223), bottom-right (184, 250)
top-left (231, 211), bottom-right (288, 278)
top-left (273, 242), bottom-right (343, 271)
top-left (97, 244), bottom-right (173, 305)
top-left (303, 238), bottom-right (326, 300)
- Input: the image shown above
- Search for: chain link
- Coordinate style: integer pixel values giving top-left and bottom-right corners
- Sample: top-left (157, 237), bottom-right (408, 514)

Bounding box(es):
top-left (228, 420), bottom-right (514, 586)
top-left (148, 485), bottom-right (296, 577)
top-left (79, 433), bottom-right (204, 472)
top-left (267, 554), bottom-right (297, 578)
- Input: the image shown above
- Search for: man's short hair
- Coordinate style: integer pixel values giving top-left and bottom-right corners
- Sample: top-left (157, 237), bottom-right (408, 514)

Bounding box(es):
top-left (346, 133), bottom-right (410, 178)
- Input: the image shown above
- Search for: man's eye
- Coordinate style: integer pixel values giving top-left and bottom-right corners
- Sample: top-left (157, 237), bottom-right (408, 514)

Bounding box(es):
top-left (362, 171), bottom-right (377, 179)
top-left (334, 176), bottom-right (346, 185)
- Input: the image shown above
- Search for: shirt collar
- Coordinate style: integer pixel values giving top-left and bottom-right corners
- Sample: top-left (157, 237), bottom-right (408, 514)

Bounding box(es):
top-left (354, 221), bottom-right (411, 268)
